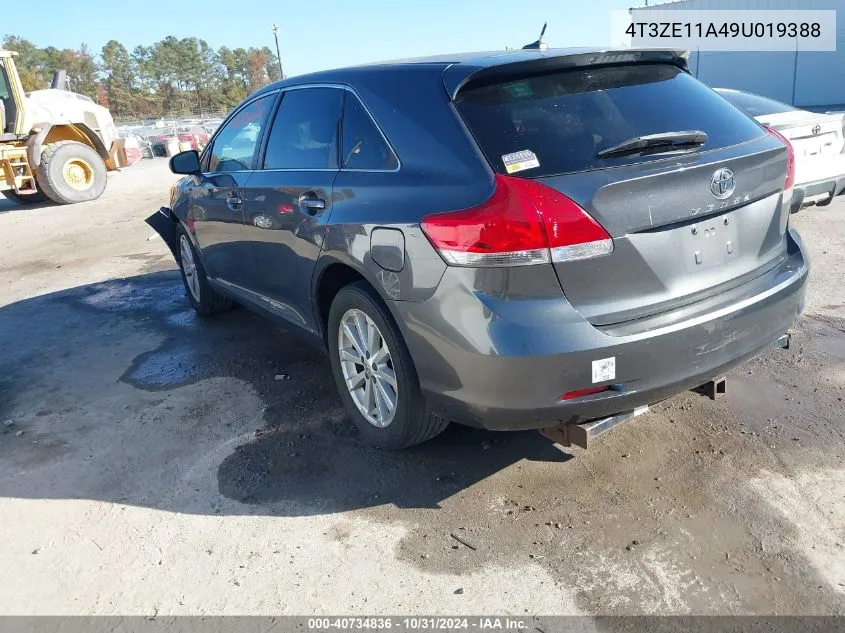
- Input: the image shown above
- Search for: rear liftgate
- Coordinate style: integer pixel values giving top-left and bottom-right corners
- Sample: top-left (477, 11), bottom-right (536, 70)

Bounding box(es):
top-left (540, 332), bottom-right (791, 449)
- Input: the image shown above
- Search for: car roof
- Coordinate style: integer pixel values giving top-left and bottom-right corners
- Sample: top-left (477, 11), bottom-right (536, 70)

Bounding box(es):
top-left (255, 47), bottom-right (689, 99)
top-left (370, 47), bottom-right (599, 66)
top-left (714, 88), bottom-right (753, 96)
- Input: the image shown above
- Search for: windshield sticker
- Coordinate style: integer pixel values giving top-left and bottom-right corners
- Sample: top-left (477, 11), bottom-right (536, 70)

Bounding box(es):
top-left (501, 150), bottom-right (540, 174)
top-left (505, 82), bottom-right (534, 99)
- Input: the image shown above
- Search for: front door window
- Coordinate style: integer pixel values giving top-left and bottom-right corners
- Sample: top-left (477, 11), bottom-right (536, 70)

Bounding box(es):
top-left (207, 94), bottom-right (276, 173)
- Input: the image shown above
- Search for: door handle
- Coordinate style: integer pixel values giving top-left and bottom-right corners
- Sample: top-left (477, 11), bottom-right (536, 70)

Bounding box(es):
top-left (298, 192), bottom-right (327, 213)
top-left (226, 191), bottom-right (242, 211)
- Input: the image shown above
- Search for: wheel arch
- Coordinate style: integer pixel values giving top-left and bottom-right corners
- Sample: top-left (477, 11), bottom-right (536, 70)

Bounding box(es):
top-left (25, 122), bottom-right (52, 168)
top-left (37, 124), bottom-right (111, 165)
top-left (313, 255), bottom-right (396, 345)
top-left (318, 254), bottom-right (449, 448)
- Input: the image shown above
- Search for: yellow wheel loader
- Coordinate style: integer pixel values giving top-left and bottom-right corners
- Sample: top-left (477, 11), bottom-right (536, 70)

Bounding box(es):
top-left (0, 49), bottom-right (124, 205)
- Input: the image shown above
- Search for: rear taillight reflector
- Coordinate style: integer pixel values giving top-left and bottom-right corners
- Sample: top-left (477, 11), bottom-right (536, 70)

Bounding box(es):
top-left (767, 127), bottom-right (795, 190)
top-left (562, 386), bottom-right (610, 400)
top-left (551, 239), bottom-right (614, 263)
top-left (435, 247), bottom-right (550, 267)
top-left (421, 174), bottom-right (613, 267)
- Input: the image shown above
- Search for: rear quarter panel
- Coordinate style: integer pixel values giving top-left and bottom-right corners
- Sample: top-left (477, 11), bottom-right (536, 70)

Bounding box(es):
top-left (318, 66), bottom-right (495, 304)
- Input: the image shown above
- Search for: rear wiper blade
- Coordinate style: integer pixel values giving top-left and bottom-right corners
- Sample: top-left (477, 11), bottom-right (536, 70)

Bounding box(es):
top-left (596, 130), bottom-right (708, 158)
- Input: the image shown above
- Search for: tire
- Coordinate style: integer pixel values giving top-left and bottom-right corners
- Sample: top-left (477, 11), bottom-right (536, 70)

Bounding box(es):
top-left (35, 141), bottom-right (107, 204)
top-left (2, 188), bottom-right (49, 204)
top-left (176, 225), bottom-right (233, 315)
top-left (328, 281), bottom-right (448, 449)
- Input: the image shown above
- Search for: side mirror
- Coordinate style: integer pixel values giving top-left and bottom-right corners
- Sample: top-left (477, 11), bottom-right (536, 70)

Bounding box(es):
top-left (169, 150), bottom-right (201, 175)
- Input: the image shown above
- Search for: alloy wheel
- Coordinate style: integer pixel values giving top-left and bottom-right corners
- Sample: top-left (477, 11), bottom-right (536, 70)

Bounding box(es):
top-left (179, 234), bottom-right (201, 301)
top-left (337, 308), bottom-right (398, 427)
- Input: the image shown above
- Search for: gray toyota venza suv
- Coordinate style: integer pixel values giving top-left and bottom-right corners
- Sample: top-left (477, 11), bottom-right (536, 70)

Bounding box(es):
top-left (150, 48), bottom-right (808, 449)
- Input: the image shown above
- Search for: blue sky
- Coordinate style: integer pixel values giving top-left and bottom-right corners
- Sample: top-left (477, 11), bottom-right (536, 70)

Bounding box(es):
top-left (6, 0), bottom-right (641, 76)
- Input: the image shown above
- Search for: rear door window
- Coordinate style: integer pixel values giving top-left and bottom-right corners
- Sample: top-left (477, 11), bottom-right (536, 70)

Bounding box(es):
top-left (455, 64), bottom-right (766, 177)
top-left (341, 93), bottom-right (398, 170)
top-left (263, 88), bottom-right (343, 170)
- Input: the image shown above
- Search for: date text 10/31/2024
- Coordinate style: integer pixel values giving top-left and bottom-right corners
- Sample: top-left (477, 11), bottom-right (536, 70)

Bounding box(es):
top-left (307, 617), bottom-right (527, 630)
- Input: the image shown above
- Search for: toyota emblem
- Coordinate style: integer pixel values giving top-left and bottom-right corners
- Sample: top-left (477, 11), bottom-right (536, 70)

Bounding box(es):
top-left (710, 168), bottom-right (736, 200)
top-left (812, 124), bottom-right (822, 135)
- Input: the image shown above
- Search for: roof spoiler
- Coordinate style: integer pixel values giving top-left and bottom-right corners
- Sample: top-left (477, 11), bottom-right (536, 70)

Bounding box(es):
top-left (443, 49), bottom-right (690, 99)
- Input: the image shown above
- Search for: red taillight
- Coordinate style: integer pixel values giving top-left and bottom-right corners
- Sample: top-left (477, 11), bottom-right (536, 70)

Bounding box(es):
top-left (767, 127), bottom-right (795, 190)
top-left (561, 386), bottom-right (611, 400)
top-left (420, 175), bottom-right (613, 267)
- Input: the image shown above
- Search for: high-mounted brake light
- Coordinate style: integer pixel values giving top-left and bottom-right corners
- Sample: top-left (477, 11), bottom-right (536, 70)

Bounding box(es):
top-left (420, 175), bottom-right (613, 267)
top-left (766, 127), bottom-right (795, 191)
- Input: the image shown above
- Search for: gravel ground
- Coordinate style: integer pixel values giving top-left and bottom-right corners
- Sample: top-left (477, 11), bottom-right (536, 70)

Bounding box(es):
top-left (0, 159), bottom-right (843, 616)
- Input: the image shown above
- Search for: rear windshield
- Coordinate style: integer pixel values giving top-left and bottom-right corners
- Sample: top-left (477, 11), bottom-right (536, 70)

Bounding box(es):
top-left (455, 64), bottom-right (765, 177)
top-left (715, 89), bottom-right (799, 117)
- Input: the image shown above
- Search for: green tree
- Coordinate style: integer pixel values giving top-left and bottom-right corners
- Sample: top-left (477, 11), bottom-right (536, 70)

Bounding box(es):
top-left (1, 35), bottom-right (47, 90)
top-left (3, 33), bottom-right (280, 118)
top-left (172, 37), bottom-right (221, 115)
top-left (262, 46), bottom-right (282, 82)
top-left (218, 46), bottom-right (249, 109)
top-left (131, 45), bottom-right (155, 91)
top-left (150, 36), bottom-right (192, 113)
top-left (197, 39), bottom-right (225, 112)
top-left (35, 44), bottom-right (99, 98)
top-left (101, 40), bottom-right (135, 117)
top-left (62, 45), bottom-right (98, 99)
top-left (96, 83), bottom-right (110, 108)
top-left (246, 48), bottom-right (269, 92)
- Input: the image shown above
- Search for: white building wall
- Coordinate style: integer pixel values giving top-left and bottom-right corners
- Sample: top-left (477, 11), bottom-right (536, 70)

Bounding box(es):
top-left (631, 0), bottom-right (845, 108)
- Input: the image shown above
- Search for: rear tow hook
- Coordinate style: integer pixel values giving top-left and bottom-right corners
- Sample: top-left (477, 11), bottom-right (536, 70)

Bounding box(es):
top-left (697, 332), bottom-right (789, 401)
top-left (699, 376), bottom-right (727, 400)
top-left (540, 406), bottom-right (649, 449)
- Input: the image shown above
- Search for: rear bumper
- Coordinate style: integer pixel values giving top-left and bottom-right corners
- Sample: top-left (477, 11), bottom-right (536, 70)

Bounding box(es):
top-left (392, 229), bottom-right (808, 431)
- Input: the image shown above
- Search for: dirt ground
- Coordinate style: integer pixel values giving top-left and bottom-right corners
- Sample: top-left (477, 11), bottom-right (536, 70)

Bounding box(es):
top-left (0, 159), bottom-right (843, 616)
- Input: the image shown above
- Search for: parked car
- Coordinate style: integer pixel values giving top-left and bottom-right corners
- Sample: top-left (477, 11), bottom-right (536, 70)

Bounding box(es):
top-left (202, 118), bottom-right (225, 134)
top-left (119, 133), bottom-right (149, 165)
top-left (715, 88), bottom-right (845, 209)
top-left (177, 124), bottom-right (210, 151)
top-left (150, 125), bottom-right (211, 156)
top-left (149, 48), bottom-right (808, 449)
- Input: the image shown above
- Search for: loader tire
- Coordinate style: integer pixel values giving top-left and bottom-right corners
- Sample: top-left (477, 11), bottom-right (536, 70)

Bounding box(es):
top-left (36, 141), bottom-right (107, 204)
